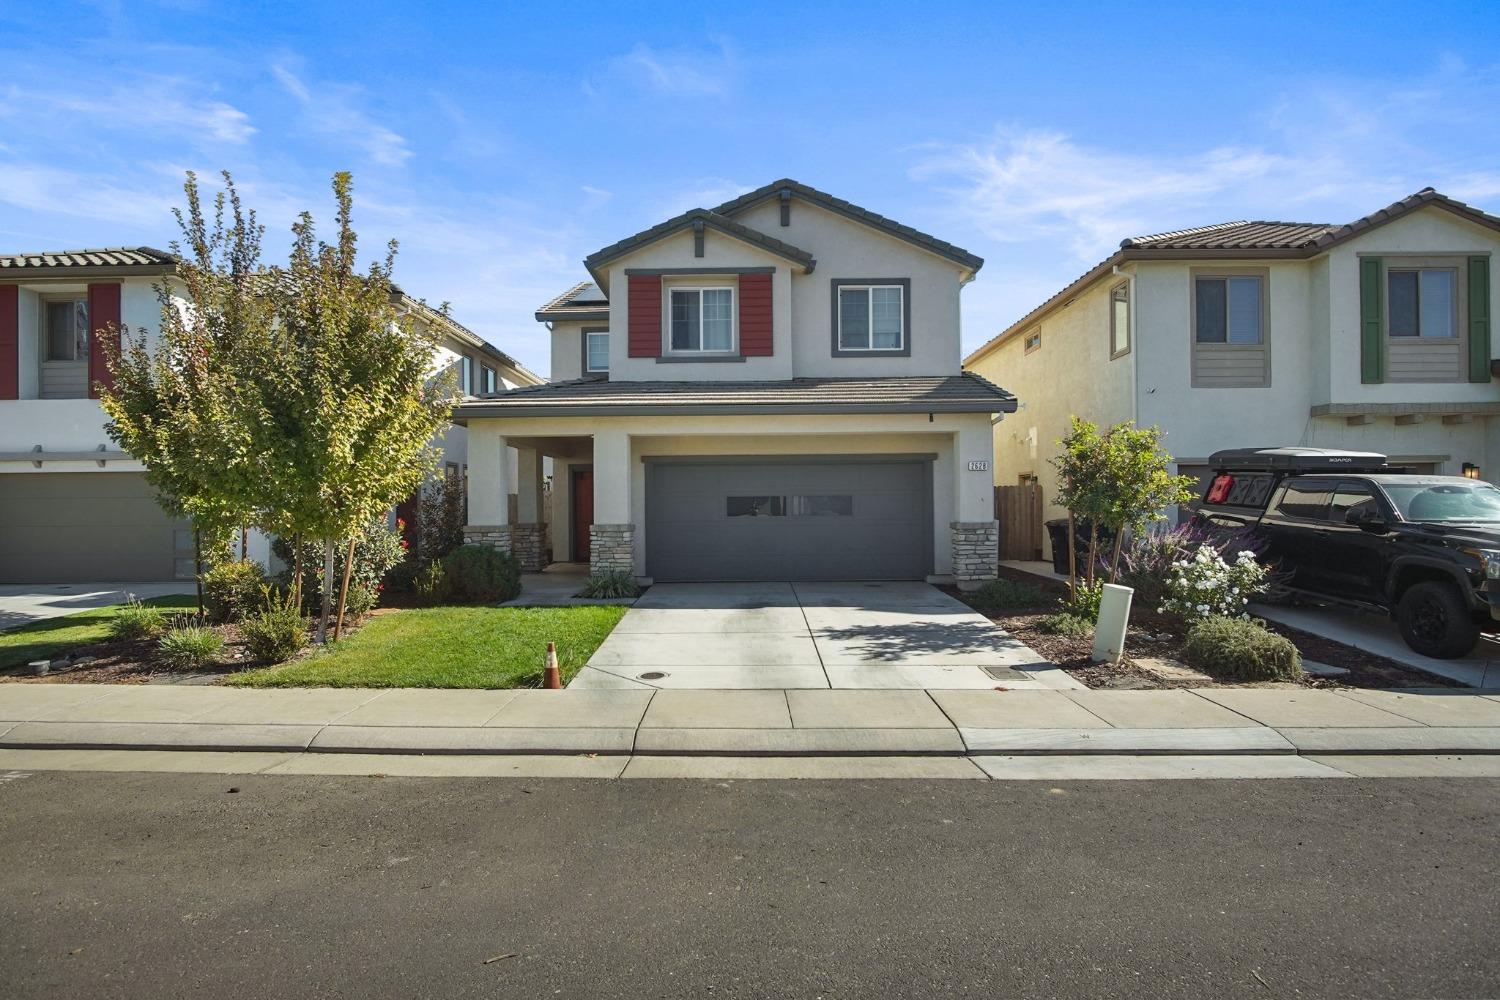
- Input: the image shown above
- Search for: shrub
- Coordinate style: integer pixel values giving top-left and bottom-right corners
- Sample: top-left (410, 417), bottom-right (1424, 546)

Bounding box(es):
top-left (418, 475), bottom-right (467, 563)
top-left (157, 624), bottom-right (224, 670)
top-left (1160, 547), bottom-right (1268, 620)
top-left (241, 588), bottom-right (307, 664)
top-left (578, 570), bottom-right (641, 600)
top-left (202, 560), bottom-right (268, 623)
top-left (108, 598), bottom-right (168, 641)
top-left (437, 545), bottom-right (522, 604)
top-left (275, 517), bottom-right (407, 615)
top-left (1039, 612), bottom-right (1094, 637)
top-left (1062, 579), bottom-right (1104, 621)
top-left (966, 578), bottom-right (1049, 612)
top-left (414, 559), bottom-right (447, 605)
top-left (1183, 616), bottom-right (1302, 682)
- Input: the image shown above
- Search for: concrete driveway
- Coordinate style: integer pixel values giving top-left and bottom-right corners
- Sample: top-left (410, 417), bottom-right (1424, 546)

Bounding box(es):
top-left (570, 581), bottom-right (1080, 690)
top-left (0, 583), bottom-right (193, 632)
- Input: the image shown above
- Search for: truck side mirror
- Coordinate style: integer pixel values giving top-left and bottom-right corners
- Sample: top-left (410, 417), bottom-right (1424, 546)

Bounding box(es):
top-left (1348, 508), bottom-right (1388, 532)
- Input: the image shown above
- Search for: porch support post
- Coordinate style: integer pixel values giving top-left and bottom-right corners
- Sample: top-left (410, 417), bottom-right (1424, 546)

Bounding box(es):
top-left (464, 422), bottom-right (512, 552)
top-left (951, 417), bottom-right (998, 591)
top-left (589, 429), bottom-right (635, 578)
top-left (512, 447), bottom-right (547, 571)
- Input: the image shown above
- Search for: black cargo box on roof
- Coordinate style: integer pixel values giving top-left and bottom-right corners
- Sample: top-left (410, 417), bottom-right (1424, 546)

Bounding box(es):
top-left (1207, 447), bottom-right (1390, 475)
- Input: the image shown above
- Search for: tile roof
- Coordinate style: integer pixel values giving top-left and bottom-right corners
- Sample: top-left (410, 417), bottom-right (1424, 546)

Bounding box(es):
top-left (965, 186), bottom-right (1500, 366)
top-left (1120, 220), bottom-right (1333, 250)
top-left (454, 373), bottom-right (1016, 419)
top-left (713, 179), bottom-right (984, 272)
top-left (584, 208), bottom-right (817, 278)
top-left (0, 247), bottom-right (179, 271)
top-left (535, 280), bottom-right (610, 321)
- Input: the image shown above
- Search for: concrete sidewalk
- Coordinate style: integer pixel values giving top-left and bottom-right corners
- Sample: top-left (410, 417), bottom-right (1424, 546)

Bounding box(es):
top-left (3, 683), bottom-right (1500, 758)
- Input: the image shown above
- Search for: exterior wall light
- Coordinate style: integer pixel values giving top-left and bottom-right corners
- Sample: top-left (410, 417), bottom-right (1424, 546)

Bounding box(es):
top-left (1462, 463), bottom-right (1482, 480)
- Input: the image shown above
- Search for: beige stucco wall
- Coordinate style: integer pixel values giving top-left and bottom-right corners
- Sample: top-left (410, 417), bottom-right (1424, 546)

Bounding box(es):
top-left (734, 199), bottom-right (971, 378)
top-left (547, 319), bottom-right (608, 382)
top-left (966, 275), bottom-right (1133, 520)
top-left (466, 410), bottom-right (997, 580)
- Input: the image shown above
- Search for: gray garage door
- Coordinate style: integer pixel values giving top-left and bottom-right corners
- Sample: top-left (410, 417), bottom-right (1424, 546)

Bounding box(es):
top-left (0, 473), bottom-right (189, 583)
top-left (645, 459), bottom-right (931, 582)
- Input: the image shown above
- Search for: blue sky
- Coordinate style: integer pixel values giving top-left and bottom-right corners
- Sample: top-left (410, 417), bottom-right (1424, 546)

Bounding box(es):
top-left (2, 1), bottom-right (1499, 372)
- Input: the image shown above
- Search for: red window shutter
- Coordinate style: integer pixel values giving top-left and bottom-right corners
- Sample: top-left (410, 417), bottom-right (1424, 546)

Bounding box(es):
top-left (0, 284), bottom-right (17, 399)
top-left (628, 274), bottom-right (663, 358)
top-left (739, 272), bottom-right (773, 356)
top-left (87, 282), bottom-right (122, 399)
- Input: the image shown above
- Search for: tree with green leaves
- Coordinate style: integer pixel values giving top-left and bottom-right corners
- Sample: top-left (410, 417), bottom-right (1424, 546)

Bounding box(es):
top-left (100, 171), bottom-right (273, 613)
top-left (244, 172), bottom-right (456, 641)
top-left (1051, 417), bottom-right (1196, 596)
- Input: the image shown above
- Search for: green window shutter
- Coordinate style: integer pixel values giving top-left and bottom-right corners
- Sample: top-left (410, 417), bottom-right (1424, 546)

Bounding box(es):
top-left (1469, 255), bottom-right (1491, 383)
top-left (1359, 256), bottom-right (1385, 384)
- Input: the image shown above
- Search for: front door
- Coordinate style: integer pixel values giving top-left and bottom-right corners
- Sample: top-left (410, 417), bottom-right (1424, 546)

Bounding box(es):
top-left (572, 469), bottom-right (594, 563)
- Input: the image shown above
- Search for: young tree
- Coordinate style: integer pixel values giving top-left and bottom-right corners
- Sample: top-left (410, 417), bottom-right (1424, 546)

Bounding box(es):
top-left (246, 172), bottom-right (457, 641)
top-left (100, 171), bottom-right (272, 613)
top-left (1051, 417), bottom-right (1197, 596)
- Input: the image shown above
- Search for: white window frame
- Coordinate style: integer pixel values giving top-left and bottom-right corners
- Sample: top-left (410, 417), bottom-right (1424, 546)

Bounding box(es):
top-left (666, 286), bottom-right (736, 355)
top-left (836, 283), bottom-right (905, 352)
top-left (584, 330), bottom-right (610, 373)
top-left (41, 294), bottom-right (89, 363)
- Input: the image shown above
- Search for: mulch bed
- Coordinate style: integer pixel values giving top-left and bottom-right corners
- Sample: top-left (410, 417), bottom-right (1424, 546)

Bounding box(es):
top-left (958, 567), bottom-right (1460, 691)
top-left (0, 612), bottom-right (382, 686)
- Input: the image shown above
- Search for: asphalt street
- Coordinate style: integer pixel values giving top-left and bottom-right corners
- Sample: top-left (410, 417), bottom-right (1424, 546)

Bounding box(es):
top-left (1, 770), bottom-right (1497, 999)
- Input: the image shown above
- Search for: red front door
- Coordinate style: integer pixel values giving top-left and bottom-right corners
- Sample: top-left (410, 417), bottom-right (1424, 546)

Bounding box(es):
top-left (572, 469), bottom-right (594, 563)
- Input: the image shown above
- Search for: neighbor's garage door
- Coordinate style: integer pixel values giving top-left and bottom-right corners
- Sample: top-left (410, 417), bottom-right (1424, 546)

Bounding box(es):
top-left (645, 459), bottom-right (931, 582)
top-left (0, 473), bottom-right (187, 583)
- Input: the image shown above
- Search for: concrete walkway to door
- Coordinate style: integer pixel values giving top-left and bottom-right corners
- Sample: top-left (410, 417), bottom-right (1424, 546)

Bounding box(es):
top-left (569, 581), bottom-right (1082, 690)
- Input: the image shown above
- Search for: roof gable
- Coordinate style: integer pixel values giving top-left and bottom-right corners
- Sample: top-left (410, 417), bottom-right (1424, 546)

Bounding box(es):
top-left (713, 178), bottom-right (984, 272)
top-left (583, 208), bottom-right (815, 287)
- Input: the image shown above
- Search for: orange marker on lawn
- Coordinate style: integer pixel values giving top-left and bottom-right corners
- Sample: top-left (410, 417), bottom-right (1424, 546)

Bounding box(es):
top-left (543, 642), bottom-right (561, 689)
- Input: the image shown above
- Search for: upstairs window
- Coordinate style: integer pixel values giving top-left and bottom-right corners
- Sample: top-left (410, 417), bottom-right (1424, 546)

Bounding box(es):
top-left (1388, 267), bottom-right (1457, 339)
top-left (837, 284), bottom-right (904, 351)
top-left (459, 355), bottom-right (473, 394)
top-left (1194, 275), bottom-right (1263, 344)
top-left (1109, 281), bottom-right (1130, 358)
top-left (481, 365), bottom-right (497, 394)
top-left (585, 330), bottom-right (610, 373)
top-left (1023, 330), bottom-right (1041, 354)
top-left (45, 298), bottom-right (89, 361)
top-left (669, 287), bottom-right (734, 353)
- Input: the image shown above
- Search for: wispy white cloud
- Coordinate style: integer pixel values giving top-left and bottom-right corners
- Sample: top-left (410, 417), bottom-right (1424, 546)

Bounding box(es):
top-left (272, 61), bottom-right (412, 166)
top-left (0, 80), bottom-right (254, 145)
top-left (651, 177), bottom-right (753, 218)
top-left (590, 40), bottom-right (736, 99)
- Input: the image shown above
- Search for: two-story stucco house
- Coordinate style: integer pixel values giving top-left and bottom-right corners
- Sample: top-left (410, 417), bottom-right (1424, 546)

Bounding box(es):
top-left (965, 188), bottom-right (1499, 551)
top-left (0, 248), bottom-right (541, 584)
top-left (456, 179), bottom-right (1017, 588)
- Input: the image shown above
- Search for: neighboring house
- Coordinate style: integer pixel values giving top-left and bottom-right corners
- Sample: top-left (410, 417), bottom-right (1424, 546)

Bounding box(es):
top-left (0, 248), bottom-right (541, 584)
top-left (964, 188), bottom-right (1500, 551)
top-left (458, 178), bottom-right (1016, 588)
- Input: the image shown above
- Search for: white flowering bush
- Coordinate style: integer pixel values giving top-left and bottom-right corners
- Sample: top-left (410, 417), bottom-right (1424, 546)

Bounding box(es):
top-left (1159, 548), bottom-right (1268, 620)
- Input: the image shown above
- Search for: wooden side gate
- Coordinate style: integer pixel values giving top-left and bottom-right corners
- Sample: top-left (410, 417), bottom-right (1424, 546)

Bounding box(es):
top-left (994, 482), bottom-right (1044, 561)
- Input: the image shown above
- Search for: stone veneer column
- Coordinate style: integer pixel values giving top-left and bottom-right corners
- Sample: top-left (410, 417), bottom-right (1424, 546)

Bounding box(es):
top-left (589, 524), bottom-right (635, 577)
top-left (511, 523), bottom-right (547, 571)
top-left (463, 525), bottom-right (513, 552)
top-left (951, 520), bottom-right (999, 591)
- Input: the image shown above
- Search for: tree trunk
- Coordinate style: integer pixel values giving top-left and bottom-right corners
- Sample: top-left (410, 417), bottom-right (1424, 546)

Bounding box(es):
top-left (193, 528), bottom-right (204, 620)
top-left (1085, 522), bottom-right (1099, 589)
top-left (291, 534), bottom-right (303, 612)
top-left (333, 537), bottom-right (356, 640)
top-left (1108, 526), bottom-right (1126, 584)
top-left (315, 539), bottom-right (335, 644)
top-left (1065, 512), bottom-right (1078, 600)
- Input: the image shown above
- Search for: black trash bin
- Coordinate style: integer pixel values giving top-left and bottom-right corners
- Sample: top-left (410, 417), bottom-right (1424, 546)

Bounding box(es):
top-left (1045, 519), bottom-right (1114, 575)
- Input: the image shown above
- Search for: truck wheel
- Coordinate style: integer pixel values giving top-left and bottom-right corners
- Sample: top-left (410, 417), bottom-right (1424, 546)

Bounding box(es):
top-left (1396, 581), bottom-right (1480, 659)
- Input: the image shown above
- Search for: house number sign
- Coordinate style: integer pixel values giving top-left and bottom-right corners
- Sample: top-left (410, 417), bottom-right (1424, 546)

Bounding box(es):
top-left (967, 460), bottom-right (990, 472)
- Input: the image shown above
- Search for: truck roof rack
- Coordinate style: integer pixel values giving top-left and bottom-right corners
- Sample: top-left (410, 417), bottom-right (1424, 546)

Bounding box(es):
top-left (1207, 447), bottom-right (1390, 474)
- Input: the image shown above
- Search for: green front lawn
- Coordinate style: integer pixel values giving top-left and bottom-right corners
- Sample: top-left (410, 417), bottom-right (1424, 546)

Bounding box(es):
top-left (0, 595), bottom-right (198, 671)
top-left (227, 605), bottom-right (627, 689)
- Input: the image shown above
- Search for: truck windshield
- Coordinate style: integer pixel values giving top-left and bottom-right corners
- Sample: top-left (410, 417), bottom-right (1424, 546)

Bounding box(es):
top-left (1382, 482), bottom-right (1500, 522)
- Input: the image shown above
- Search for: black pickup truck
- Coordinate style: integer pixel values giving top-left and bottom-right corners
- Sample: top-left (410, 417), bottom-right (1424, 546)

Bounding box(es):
top-left (1190, 447), bottom-right (1500, 658)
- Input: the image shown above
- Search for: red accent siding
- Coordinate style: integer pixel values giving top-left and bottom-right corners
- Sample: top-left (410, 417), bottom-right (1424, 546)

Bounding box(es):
top-left (0, 285), bottom-right (17, 400)
top-left (739, 272), bottom-right (773, 356)
top-left (87, 282), bottom-right (122, 399)
top-left (627, 274), bottom-right (663, 357)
